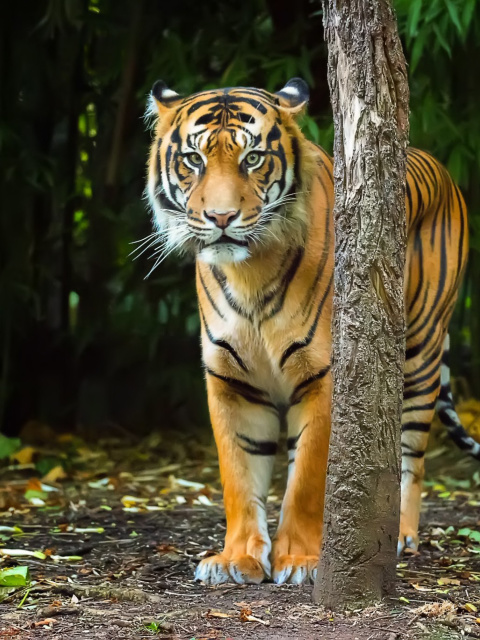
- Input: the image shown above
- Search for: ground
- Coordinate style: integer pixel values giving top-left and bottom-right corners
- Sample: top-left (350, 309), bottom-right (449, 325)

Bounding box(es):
top-left (1, 409), bottom-right (480, 640)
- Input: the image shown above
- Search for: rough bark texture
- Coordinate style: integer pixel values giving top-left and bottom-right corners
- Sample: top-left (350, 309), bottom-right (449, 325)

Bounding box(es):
top-left (313, 0), bottom-right (409, 608)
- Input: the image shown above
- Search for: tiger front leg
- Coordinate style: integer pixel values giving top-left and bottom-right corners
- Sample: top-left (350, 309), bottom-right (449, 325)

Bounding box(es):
top-left (272, 374), bottom-right (331, 584)
top-left (195, 373), bottom-right (280, 585)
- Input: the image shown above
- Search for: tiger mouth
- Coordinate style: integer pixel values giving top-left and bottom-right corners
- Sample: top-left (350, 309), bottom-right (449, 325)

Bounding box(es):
top-left (207, 235), bottom-right (249, 248)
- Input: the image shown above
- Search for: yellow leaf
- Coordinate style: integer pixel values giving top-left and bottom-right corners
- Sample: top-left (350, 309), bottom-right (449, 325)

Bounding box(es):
top-left (465, 603), bottom-right (478, 613)
top-left (11, 447), bottom-right (36, 464)
top-left (42, 466), bottom-right (66, 484)
top-left (437, 578), bottom-right (460, 586)
top-left (411, 583), bottom-right (434, 592)
top-left (121, 495), bottom-right (149, 508)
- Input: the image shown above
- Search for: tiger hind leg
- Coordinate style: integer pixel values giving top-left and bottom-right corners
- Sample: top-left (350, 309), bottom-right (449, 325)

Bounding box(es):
top-left (399, 333), bottom-right (443, 554)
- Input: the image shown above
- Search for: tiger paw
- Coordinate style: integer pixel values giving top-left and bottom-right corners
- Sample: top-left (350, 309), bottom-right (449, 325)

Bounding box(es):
top-left (272, 554), bottom-right (318, 584)
top-left (195, 553), bottom-right (269, 585)
top-left (397, 529), bottom-right (419, 555)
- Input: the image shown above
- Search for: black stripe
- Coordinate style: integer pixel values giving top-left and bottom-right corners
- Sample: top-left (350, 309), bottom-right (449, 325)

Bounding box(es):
top-left (211, 267), bottom-right (251, 319)
top-left (407, 230), bottom-right (424, 313)
top-left (437, 383), bottom-right (451, 403)
top-left (402, 400), bottom-right (436, 414)
top-left (198, 267), bottom-right (226, 320)
top-left (436, 409), bottom-right (458, 428)
top-left (290, 366), bottom-right (330, 405)
top-left (206, 368), bottom-right (274, 407)
top-left (301, 173), bottom-right (331, 321)
top-left (236, 433), bottom-right (277, 456)
top-left (402, 450), bottom-right (425, 458)
top-left (262, 248), bottom-right (304, 321)
top-left (287, 425), bottom-right (307, 451)
top-left (280, 273), bottom-right (333, 369)
top-left (405, 344), bottom-right (441, 381)
top-left (402, 421), bottom-right (431, 432)
top-left (234, 96), bottom-right (269, 114)
top-left (404, 363), bottom-right (439, 390)
top-left (200, 308), bottom-right (247, 372)
top-left (442, 349), bottom-right (450, 368)
top-left (453, 182), bottom-right (466, 281)
top-left (291, 136), bottom-right (302, 187)
top-left (403, 376), bottom-right (440, 401)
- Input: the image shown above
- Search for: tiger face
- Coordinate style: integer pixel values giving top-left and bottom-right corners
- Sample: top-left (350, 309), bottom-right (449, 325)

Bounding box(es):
top-left (147, 79), bottom-right (310, 265)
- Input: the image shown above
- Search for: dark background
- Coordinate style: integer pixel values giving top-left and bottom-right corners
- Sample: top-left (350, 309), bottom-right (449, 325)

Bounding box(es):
top-left (1, 0), bottom-right (479, 436)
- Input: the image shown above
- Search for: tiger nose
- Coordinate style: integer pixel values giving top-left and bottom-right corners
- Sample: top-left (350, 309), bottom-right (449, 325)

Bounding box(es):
top-left (204, 209), bottom-right (240, 229)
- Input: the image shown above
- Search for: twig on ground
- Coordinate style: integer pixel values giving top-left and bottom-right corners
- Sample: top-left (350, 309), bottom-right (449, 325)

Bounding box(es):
top-left (50, 582), bottom-right (162, 604)
top-left (37, 605), bottom-right (79, 618)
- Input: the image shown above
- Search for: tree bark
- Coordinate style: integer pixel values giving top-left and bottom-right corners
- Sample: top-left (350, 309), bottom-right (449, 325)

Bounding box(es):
top-left (313, 0), bottom-right (409, 608)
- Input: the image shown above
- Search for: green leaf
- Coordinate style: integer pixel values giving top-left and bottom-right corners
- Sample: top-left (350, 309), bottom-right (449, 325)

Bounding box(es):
top-left (0, 435), bottom-right (21, 460)
top-left (444, 0), bottom-right (464, 37)
top-left (458, 528), bottom-right (480, 543)
top-left (407, 0), bottom-right (423, 40)
top-left (409, 28), bottom-right (428, 73)
top-left (0, 566), bottom-right (30, 587)
top-left (24, 489), bottom-right (48, 502)
top-left (462, 0), bottom-right (476, 31)
top-left (433, 23), bottom-right (452, 57)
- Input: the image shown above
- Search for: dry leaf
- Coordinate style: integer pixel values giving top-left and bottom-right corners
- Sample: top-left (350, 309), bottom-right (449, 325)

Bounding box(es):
top-left (205, 609), bottom-right (236, 619)
top-left (11, 447), bottom-right (36, 465)
top-left (42, 466), bottom-right (67, 484)
top-left (34, 618), bottom-right (57, 627)
top-left (410, 583), bottom-right (434, 592)
top-left (412, 601), bottom-right (456, 618)
top-left (437, 578), bottom-right (461, 586)
top-left (240, 608), bottom-right (269, 626)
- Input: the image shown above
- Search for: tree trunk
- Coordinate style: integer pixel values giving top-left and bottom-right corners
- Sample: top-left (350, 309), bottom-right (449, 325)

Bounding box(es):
top-left (313, 0), bottom-right (409, 608)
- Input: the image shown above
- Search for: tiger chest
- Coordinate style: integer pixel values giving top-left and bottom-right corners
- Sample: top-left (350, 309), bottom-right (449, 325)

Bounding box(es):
top-left (199, 302), bottom-right (328, 408)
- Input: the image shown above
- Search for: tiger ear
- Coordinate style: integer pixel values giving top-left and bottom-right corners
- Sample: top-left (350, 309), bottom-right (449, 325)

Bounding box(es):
top-left (275, 78), bottom-right (309, 116)
top-left (149, 80), bottom-right (183, 114)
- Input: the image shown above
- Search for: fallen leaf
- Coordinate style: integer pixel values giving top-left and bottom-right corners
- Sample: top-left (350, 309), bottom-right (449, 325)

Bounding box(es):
top-left (411, 583), bottom-right (434, 592)
top-left (34, 618), bottom-right (57, 628)
top-left (0, 548), bottom-right (46, 560)
top-left (42, 466), bottom-right (67, 484)
top-left (11, 447), bottom-right (36, 465)
top-left (205, 609), bottom-right (236, 619)
top-left (0, 566), bottom-right (30, 587)
top-left (240, 608), bottom-right (269, 625)
top-left (412, 601), bottom-right (456, 618)
top-left (437, 578), bottom-right (461, 586)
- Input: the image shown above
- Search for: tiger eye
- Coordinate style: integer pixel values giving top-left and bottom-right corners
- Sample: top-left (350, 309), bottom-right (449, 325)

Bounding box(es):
top-left (245, 152), bottom-right (261, 166)
top-left (186, 152), bottom-right (203, 166)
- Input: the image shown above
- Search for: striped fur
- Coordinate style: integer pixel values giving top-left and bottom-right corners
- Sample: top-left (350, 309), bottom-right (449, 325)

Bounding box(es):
top-left (145, 79), bottom-right (475, 584)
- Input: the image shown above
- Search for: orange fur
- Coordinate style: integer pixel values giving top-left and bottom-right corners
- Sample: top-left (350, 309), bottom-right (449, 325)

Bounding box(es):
top-left (146, 81), bottom-right (468, 584)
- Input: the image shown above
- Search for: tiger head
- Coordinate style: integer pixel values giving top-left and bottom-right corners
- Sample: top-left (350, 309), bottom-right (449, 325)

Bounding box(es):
top-left (146, 78), bottom-right (313, 265)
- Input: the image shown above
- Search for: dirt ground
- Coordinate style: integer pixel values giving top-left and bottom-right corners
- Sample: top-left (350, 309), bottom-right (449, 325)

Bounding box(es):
top-left (1, 424), bottom-right (480, 640)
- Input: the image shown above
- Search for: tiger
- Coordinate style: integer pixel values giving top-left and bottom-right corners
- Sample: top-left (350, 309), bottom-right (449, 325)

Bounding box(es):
top-left (145, 77), bottom-right (478, 585)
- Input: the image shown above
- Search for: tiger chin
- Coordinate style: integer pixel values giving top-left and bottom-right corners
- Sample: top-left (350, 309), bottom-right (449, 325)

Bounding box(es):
top-left (145, 78), bottom-right (472, 585)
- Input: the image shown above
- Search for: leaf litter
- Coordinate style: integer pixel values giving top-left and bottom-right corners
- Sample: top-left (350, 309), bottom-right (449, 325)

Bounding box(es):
top-left (0, 414), bottom-right (479, 638)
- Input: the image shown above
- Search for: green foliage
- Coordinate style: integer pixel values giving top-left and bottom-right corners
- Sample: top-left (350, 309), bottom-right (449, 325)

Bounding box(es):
top-left (1, 0), bottom-right (480, 433)
top-left (0, 567), bottom-right (30, 588)
top-left (0, 435), bottom-right (21, 460)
